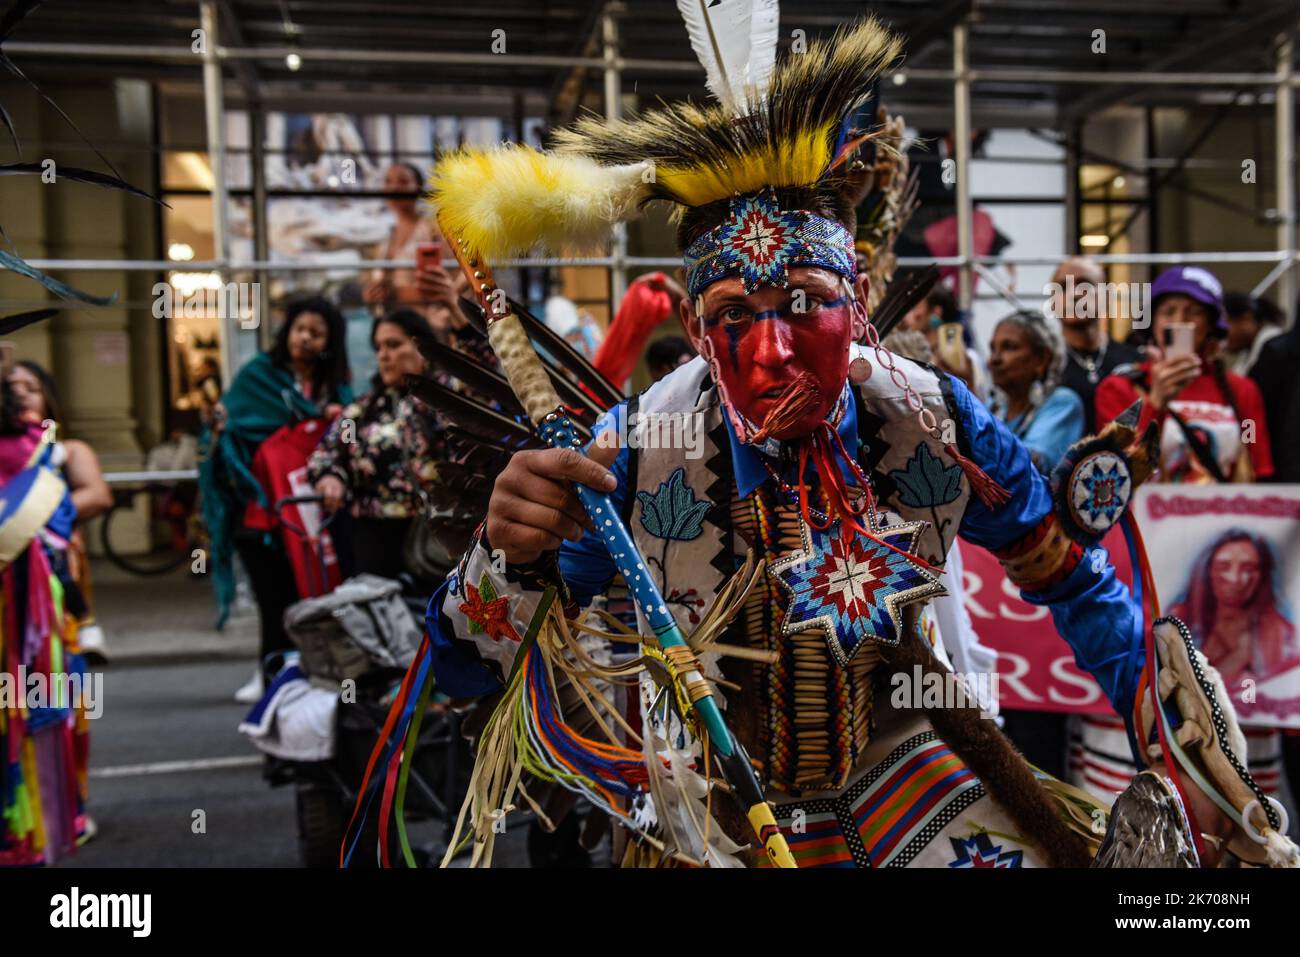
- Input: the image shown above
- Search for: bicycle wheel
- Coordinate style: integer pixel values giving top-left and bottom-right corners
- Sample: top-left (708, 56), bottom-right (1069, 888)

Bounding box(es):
top-left (99, 497), bottom-right (191, 576)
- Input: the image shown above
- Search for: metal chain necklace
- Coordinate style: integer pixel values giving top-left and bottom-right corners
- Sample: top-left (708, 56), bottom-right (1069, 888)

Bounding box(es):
top-left (1067, 342), bottom-right (1109, 385)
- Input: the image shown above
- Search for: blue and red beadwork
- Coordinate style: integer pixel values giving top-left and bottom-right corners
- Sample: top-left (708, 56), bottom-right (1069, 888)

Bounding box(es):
top-left (770, 514), bottom-right (946, 664)
top-left (684, 189), bottom-right (856, 296)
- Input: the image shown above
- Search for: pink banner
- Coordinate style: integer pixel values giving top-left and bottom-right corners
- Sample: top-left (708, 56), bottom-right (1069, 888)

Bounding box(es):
top-left (962, 485), bottom-right (1300, 729)
top-left (960, 538), bottom-right (1121, 715)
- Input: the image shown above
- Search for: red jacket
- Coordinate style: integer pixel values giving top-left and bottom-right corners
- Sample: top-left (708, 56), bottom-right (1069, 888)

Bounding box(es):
top-left (245, 418), bottom-right (342, 597)
top-left (1095, 361), bottom-right (1273, 482)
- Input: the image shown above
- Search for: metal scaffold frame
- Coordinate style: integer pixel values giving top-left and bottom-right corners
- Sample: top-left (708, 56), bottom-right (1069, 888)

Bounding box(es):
top-left (3, 0), bottom-right (1298, 379)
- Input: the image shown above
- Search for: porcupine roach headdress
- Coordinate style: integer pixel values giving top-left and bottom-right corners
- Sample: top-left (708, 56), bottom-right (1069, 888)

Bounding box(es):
top-left (429, 10), bottom-right (1004, 503)
top-left (431, 12), bottom-right (901, 269)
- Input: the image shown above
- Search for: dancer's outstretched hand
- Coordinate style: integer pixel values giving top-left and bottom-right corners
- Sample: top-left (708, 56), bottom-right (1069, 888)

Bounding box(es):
top-left (485, 441), bottom-right (620, 565)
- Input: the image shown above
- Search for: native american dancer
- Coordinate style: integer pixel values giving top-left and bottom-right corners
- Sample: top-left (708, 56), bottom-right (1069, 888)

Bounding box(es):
top-left (349, 9), bottom-right (1298, 870)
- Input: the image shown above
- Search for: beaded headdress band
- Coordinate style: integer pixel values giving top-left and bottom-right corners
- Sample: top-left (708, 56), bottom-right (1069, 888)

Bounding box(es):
top-left (683, 190), bottom-right (857, 297)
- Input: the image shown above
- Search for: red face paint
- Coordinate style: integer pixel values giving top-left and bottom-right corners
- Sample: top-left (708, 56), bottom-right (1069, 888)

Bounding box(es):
top-left (697, 267), bottom-right (853, 440)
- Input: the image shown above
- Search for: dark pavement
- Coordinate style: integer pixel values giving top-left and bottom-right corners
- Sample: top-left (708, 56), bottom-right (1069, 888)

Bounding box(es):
top-left (55, 561), bottom-right (539, 868)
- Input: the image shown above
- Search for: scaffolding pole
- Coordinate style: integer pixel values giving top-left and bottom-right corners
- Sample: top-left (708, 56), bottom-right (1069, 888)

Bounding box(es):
top-left (199, 0), bottom-right (233, 384)
top-left (1277, 27), bottom-right (1297, 319)
top-left (953, 18), bottom-right (973, 312)
top-left (603, 4), bottom-right (627, 313)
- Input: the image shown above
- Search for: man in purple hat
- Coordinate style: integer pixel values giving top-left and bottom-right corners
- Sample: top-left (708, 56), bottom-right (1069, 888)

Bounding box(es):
top-left (1096, 265), bottom-right (1273, 483)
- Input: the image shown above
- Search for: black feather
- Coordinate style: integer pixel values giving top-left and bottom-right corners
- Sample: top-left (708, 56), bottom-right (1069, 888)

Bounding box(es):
top-left (0, 0), bottom-right (44, 43)
top-left (403, 374), bottom-right (540, 451)
top-left (456, 295), bottom-right (489, 337)
top-left (506, 294), bottom-right (622, 410)
top-left (416, 337), bottom-right (526, 417)
top-left (0, 249), bottom-right (114, 305)
top-left (0, 162), bottom-right (166, 205)
top-left (442, 425), bottom-right (522, 459)
top-left (0, 306), bottom-right (56, 335)
top-left (456, 294), bottom-right (618, 421)
top-left (0, 101), bottom-right (18, 155)
top-left (0, 52), bottom-right (124, 182)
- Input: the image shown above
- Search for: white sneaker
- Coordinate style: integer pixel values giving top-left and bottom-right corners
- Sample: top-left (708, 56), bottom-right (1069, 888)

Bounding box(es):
top-left (77, 624), bottom-right (110, 664)
top-left (234, 670), bottom-right (264, 704)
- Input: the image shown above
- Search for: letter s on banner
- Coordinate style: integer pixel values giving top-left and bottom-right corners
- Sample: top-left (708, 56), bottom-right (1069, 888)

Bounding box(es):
top-left (999, 576), bottom-right (1049, 622)
top-left (1047, 656), bottom-right (1102, 707)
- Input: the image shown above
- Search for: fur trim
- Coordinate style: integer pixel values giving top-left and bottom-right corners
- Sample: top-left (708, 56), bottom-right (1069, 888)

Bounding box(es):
top-left (429, 145), bottom-right (651, 259)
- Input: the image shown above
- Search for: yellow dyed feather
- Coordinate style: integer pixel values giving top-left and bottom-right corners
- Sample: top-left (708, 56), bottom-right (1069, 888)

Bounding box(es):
top-left (429, 145), bottom-right (651, 260)
top-left (553, 18), bottom-right (902, 211)
top-left (656, 125), bottom-right (834, 209)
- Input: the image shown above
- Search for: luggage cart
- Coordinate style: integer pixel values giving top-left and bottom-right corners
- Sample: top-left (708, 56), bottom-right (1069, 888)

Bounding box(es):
top-left (268, 495), bottom-right (471, 867)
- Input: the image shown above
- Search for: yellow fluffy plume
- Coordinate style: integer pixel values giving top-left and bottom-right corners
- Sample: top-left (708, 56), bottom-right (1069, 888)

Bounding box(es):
top-left (429, 145), bottom-right (650, 260)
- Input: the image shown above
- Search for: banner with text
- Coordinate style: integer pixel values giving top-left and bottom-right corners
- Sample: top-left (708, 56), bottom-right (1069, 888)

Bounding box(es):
top-left (963, 485), bottom-right (1300, 728)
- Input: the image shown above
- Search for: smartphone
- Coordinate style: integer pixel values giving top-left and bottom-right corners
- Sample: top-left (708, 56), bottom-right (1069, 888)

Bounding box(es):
top-left (1161, 322), bottom-right (1196, 358)
top-left (415, 240), bottom-right (444, 272)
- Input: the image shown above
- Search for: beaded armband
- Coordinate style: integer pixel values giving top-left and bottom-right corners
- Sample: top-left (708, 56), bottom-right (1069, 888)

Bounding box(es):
top-left (991, 514), bottom-right (1083, 594)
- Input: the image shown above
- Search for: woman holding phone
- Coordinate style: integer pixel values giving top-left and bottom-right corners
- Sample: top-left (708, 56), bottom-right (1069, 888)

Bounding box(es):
top-left (1095, 265), bottom-right (1273, 483)
top-left (363, 162), bottom-right (464, 334)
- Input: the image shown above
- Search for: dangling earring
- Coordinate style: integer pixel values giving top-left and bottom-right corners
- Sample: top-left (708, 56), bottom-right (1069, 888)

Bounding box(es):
top-left (848, 296), bottom-right (872, 384)
top-left (1029, 379), bottom-right (1046, 408)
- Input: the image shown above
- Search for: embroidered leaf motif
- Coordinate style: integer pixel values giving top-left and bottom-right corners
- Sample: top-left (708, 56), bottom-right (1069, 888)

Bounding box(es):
top-left (636, 467), bottom-right (711, 541)
top-left (890, 443), bottom-right (962, 509)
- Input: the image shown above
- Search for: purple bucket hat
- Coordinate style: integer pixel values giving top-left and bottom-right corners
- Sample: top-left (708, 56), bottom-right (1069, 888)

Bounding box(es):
top-left (1151, 265), bottom-right (1226, 335)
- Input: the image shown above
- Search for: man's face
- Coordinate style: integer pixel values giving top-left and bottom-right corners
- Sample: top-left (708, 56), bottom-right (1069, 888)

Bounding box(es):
top-left (681, 266), bottom-right (862, 439)
top-left (1049, 259), bottom-right (1106, 328)
top-left (1225, 311), bottom-right (1259, 353)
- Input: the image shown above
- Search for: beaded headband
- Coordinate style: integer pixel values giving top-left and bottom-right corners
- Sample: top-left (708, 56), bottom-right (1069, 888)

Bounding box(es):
top-left (683, 189), bottom-right (856, 297)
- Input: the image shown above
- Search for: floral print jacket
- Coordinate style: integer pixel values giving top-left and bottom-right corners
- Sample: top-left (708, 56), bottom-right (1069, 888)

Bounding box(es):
top-left (307, 387), bottom-right (440, 520)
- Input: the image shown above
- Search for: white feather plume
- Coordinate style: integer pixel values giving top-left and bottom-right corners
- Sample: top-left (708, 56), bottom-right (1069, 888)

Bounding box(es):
top-left (676, 0), bottom-right (781, 114)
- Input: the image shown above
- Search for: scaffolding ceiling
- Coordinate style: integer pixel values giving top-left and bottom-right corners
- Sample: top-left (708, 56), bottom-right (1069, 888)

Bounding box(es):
top-left (3, 0), bottom-right (1297, 126)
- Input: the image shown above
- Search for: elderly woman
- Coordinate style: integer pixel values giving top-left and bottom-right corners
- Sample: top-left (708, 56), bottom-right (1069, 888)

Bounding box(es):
top-left (987, 309), bottom-right (1085, 472)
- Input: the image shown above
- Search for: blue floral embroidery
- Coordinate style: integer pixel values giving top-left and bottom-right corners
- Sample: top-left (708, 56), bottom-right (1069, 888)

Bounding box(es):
top-left (889, 443), bottom-right (963, 558)
top-left (636, 467), bottom-right (710, 541)
top-left (890, 443), bottom-right (962, 509)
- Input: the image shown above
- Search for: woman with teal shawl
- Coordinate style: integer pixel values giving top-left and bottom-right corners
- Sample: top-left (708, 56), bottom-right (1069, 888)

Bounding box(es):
top-left (198, 298), bottom-right (352, 696)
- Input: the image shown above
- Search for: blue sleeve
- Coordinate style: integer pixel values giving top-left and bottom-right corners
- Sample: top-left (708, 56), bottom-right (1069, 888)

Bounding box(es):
top-left (949, 374), bottom-right (1144, 732)
top-left (1021, 388), bottom-right (1085, 471)
top-left (425, 577), bottom-right (502, 697)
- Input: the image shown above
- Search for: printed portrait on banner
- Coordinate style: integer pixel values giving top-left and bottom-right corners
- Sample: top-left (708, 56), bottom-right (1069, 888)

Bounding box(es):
top-left (1139, 486), bottom-right (1300, 729)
